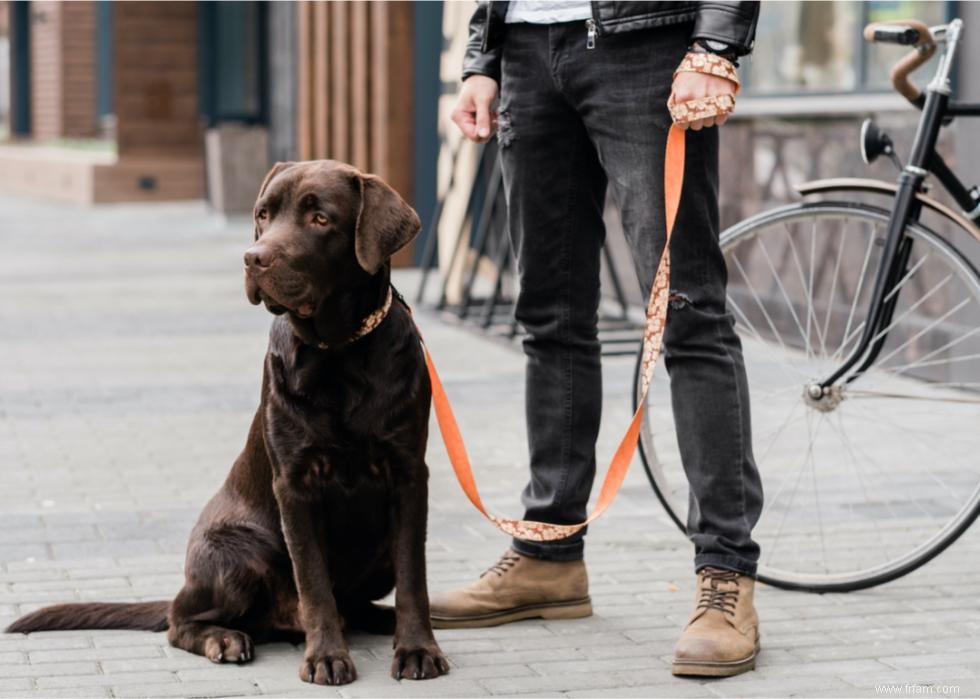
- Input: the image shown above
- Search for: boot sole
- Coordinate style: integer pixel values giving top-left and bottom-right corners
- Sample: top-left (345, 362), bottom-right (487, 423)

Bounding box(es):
top-left (671, 638), bottom-right (760, 678)
top-left (431, 597), bottom-right (593, 629)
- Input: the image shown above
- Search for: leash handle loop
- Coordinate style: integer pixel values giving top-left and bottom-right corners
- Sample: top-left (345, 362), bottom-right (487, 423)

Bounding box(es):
top-left (668, 52), bottom-right (741, 126)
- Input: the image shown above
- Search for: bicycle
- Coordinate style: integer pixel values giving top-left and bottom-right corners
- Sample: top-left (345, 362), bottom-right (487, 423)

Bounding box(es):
top-left (634, 18), bottom-right (980, 592)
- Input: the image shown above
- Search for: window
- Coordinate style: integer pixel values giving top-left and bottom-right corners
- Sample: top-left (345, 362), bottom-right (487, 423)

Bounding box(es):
top-left (199, 1), bottom-right (267, 125)
top-left (742, 1), bottom-right (948, 96)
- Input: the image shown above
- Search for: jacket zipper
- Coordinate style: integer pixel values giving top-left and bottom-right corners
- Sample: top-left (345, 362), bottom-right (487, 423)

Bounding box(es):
top-left (586, 18), bottom-right (597, 49)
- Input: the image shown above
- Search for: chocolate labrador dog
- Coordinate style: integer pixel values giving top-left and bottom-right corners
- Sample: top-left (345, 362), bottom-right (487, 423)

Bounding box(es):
top-left (6, 161), bottom-right (448, 685)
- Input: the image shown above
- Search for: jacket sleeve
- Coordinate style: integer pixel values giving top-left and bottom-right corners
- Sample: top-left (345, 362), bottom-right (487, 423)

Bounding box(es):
top-left (461, 1), bottom-right (502, 83)
top-left (691, 1), bottom-right (761, 56)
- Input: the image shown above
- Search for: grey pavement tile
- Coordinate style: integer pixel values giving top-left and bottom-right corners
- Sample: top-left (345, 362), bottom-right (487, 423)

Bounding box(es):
top-left (11, 578), bottom-right (130, 593)
top-left (110, 680), bottom-right (261, 698)
top-left (0, 546), bottom-right (51, 563)
top-left (0, 527), bottom-right (102, 546)
top-left (0, 570), bottom-right (68, 584)
top-left (0, 661), bottom-right (100, 679)
top-left (722, 658), bottom-right (894, 679)
top-left (253, 686), bottom-right (343, 699)
top-left (582, 642), bottom-right (672, 661)
top-left (701, 676), bottom-right (868, 698)
top-left (6, 559), bottom-right (117, 573)
top-left (528, 655), bottom-right (670, 677)
top-left (877, 651), bottom-right (980, 670)
top-left (0, 689), bottom-right (111, 699)
top-left (452, 647), bottom-right (590, 668)
top-left (480, 671), bottom-right (654, 695)
top-left (567, 684), bottom-right (717, 698)
top-left (0, 679), bottom-right (33, 692)
top-left (0, 652), bottom-right (27, 665)
top-left (49, 540), bottom-right (163, 560)
top-left (436, 638), bottom-right (504, 655)
top-left (340, 678), bottom-right (491, 698)
top-left (90, 636), bottom-right (170, 651)
top-left (28, 645), bottom-right (162, 664)
top-left (34, 671), bottom-right (178, 689)
top-left (0, 636), bottom-right (93, 653)
top-left (441, 662), bottom-right (536, 680)
top-left (788, 640), bottom-right (923, 662)
top-left (100, 656), bottom-right (216, 674)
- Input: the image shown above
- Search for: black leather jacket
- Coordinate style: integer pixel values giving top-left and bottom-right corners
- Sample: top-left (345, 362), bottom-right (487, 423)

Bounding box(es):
top-left (463, 1), bottom-right (761, 82)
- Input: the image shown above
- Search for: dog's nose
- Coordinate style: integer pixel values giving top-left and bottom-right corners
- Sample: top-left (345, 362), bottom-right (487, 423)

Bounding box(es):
top-left (244, 246), bottom-right (272, 270)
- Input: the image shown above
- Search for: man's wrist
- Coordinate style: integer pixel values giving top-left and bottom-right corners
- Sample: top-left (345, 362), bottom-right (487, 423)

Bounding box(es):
top-left (689, 39), bottom-right (740, 67)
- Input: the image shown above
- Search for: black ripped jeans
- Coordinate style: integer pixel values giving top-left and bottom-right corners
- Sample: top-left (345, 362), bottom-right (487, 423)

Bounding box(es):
top-left (499, 21), bottom-right (763, 575)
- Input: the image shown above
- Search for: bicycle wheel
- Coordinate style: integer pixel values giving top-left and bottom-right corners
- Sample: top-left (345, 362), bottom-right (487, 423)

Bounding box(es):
top-left (635, 201), bottom-right (980, 592)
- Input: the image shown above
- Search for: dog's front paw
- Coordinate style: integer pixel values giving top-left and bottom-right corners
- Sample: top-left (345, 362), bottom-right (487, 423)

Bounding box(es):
top-left (300, 648), bottom-right (356, 685)
top-left (391, 642), bottom-right (450, 680)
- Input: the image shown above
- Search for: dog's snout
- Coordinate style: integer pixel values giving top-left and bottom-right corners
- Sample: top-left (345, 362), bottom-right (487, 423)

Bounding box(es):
top-left (244, 246), bottom-right (272, 270)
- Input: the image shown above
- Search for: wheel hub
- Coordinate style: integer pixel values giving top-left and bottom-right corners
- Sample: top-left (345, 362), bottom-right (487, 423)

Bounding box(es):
top-left (803, 383), bottom-right (844, 412)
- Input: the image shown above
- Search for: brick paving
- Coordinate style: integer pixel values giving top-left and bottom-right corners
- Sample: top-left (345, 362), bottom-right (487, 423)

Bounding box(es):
top-left (0, 195), bottom-right (978, 698)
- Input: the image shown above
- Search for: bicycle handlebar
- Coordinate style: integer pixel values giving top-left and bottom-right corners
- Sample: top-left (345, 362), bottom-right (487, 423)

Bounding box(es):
top-left (863, 19), bottom-right (936, 104)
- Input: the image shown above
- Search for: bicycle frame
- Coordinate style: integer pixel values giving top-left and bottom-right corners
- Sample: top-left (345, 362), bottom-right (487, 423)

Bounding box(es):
top-left (817, 19), bottom-right (980, 391)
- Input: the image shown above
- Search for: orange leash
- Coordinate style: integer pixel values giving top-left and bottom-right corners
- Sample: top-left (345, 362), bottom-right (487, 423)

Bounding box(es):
top-left (420, 57), bottom-right (739, 542)
top-left (417, 125), bottom-right (683, 542)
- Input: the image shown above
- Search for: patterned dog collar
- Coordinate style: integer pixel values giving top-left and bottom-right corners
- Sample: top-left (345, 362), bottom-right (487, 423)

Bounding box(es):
top-left (317, 286), bottom-right (393, 350)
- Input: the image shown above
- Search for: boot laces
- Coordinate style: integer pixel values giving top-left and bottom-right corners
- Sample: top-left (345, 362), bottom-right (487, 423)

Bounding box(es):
top-left (482, 550), bottom-right (521, 578)
top-left (697, 567), bottom-right (739, 617)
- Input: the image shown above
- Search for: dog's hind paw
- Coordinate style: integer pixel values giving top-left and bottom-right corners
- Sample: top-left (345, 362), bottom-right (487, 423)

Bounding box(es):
top-left (391, 642), bottom-right (450, 680)
top-left (203, 630), bottom-right (254, 664)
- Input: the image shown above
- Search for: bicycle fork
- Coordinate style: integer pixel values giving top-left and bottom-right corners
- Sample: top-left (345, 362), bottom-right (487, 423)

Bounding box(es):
top-left (814, 92), bottom-right (950, 395)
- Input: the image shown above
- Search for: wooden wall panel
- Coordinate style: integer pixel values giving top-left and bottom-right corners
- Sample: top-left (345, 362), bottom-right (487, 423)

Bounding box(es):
top-left (297, 1), bottom-right (415, 264)
top-left (312, 1), bottom-right (329, 158)
top-left (329, 1), bottom-right (349, 163)
top-left (349, 2), bottom-right (370, 171)
top-left (113, 1), bottom-right (199, 157)
top-left (60, 1), bottom-right (97, 138)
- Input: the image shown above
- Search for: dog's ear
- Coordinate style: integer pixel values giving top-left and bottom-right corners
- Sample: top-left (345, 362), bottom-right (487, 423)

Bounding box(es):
top-left (257, 161), bottom-right (295, 199)
top-left (354, 174), bottom-right (421, 274)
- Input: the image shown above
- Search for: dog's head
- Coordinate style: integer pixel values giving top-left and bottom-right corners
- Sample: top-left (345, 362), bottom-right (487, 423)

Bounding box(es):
top-left (243, 160), bottom-right (420, 318)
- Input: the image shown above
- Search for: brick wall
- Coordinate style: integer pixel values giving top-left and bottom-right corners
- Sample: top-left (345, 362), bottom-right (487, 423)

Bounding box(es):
top-left (29, 1), bottom-right (61, 140)
top-left (28, 1), bottom-right (96, 140)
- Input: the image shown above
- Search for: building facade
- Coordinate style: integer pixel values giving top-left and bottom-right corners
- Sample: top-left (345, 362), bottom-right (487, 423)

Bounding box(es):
top-left (0, 0), bottom-right (443, 268)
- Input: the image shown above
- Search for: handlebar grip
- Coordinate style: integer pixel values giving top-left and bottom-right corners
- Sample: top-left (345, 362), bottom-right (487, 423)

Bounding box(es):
top-left (866, 25), bottom-right (920, 45)
top-left (863, 19), bottom-right (933, 47)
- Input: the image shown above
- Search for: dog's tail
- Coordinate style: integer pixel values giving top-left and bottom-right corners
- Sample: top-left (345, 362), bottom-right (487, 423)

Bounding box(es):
top-left (6, 601), bottom-right (170, 634)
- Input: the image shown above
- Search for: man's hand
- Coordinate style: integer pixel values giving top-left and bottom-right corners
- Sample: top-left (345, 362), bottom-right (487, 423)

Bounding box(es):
top-left (451, 75), bottom-right (499, 143)
top-left (669, 72), bottom-right (737, 131)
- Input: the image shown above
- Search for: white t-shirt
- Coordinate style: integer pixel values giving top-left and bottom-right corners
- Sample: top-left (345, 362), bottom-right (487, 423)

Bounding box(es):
top-left (505, 1), bottom-right (593, 24)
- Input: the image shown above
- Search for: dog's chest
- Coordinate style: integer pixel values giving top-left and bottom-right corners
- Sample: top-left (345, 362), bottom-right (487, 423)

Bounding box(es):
top-left (266, 371), bottom-right (394, 489)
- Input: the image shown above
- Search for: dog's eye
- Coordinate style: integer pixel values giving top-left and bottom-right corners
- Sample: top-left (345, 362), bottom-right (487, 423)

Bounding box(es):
top-left (255, 208), bottom-right (268, 221)
top-left (313, 213), bottom-right (329, 227)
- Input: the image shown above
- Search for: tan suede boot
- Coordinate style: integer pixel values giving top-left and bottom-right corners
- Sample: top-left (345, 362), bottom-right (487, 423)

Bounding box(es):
top-left (672, 567), bottom-right (760, 677)
top-left (429, 549), bottom-right (592, 628)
